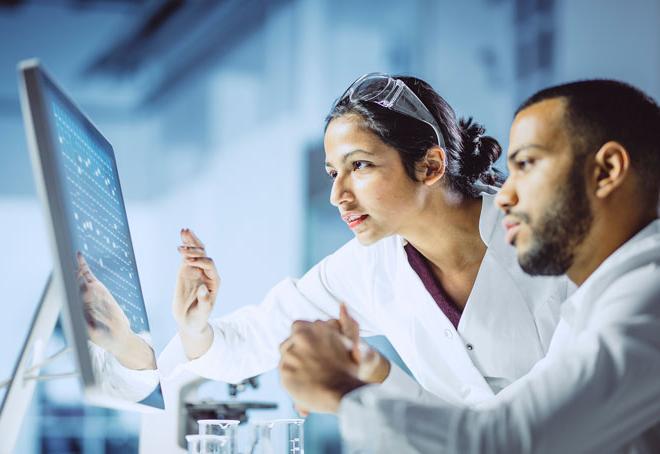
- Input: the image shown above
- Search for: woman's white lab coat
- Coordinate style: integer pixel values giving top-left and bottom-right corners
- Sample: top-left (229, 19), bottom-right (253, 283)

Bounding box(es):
top-left (159, 193), bottom-right (571, 403)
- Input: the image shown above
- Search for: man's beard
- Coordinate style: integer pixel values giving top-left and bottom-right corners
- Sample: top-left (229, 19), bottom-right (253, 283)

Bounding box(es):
top-left (517, 160), bottom-right (594, 276)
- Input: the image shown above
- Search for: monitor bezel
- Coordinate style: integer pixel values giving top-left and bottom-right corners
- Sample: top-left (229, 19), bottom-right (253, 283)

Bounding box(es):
top-left (19, 59), bottom-right (163, 413)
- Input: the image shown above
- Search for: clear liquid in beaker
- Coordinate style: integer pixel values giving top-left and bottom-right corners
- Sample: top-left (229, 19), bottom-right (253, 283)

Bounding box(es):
top-left (198, 419), bottom-right (240, 454)
top-left (186, 434), bottom-right (230, 454)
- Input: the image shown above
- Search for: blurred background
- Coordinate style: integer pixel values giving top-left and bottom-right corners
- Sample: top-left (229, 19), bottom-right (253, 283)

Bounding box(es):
top-left (1, 0), bottom-right (659, 452)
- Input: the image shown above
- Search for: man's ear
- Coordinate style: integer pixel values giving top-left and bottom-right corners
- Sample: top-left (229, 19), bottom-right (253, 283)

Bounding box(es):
top-left (592, 141), bottom-right (630, 199)
top-left (418, 146), bottom-right (446, 186)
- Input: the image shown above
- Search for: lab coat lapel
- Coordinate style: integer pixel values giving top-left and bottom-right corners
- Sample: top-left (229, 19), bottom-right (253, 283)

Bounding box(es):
top-left (459, 250), bottom-right (545, 379)
top-left (394, 240), bottom-right (494, 402)
top-left (461, 191), bottom-right (552, 380)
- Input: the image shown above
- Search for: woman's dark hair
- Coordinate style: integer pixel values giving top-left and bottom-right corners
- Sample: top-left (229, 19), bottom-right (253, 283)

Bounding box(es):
top-left (325, 75), bottom-right (504, 198)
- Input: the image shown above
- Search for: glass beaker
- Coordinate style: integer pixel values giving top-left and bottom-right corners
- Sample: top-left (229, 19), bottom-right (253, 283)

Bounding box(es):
top-left (198, 419), bottom-right (240, 454)
top-left (250, 418), bottom-right (304, 454)
top-left (186, 434), bottom-right (230, 454)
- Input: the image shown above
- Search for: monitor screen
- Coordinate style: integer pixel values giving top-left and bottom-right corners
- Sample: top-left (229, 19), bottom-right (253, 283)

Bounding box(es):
top-left (20, 61), bottom-right (164, 411)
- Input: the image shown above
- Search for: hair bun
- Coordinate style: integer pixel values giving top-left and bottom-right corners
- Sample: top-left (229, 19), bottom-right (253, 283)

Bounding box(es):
top-left (458, 117), bottom-right (502, 184)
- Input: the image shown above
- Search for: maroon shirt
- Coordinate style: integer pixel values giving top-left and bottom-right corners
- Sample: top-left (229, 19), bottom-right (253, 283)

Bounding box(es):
top-left (404, 243), bottom-right (463, 329)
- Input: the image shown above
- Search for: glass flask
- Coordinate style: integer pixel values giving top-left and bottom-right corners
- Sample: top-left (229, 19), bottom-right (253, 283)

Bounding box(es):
top-left (249, 418), bottom-right (304, 454)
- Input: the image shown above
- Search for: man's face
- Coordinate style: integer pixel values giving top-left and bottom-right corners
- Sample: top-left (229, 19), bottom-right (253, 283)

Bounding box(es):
top-left (496, 98), bottom-right (594, 276)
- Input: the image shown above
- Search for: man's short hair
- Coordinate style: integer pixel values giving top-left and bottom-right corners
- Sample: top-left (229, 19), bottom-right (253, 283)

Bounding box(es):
top-left (517, 80), bottom-right (660, 205)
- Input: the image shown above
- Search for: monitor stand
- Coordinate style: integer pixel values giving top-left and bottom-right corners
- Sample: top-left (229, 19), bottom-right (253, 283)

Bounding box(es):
top-left (0, 272), bottom-right (78, 453)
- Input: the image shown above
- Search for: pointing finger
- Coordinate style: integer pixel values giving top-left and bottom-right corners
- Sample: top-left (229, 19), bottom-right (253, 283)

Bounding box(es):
top-left (76, 252), bottom-right (95, 283)
top-left (181, 228), bottom-right (205, 249)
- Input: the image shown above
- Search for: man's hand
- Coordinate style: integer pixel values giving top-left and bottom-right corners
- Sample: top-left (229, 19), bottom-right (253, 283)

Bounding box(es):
top-left (278, 318), bottom-right (366, 414)
top-left (173, 228), bottom-right (219, 359)
top-left (337, 304), bottom-right (391, 385)
top-left (77, 252), bottom-right (155, 370)
top-left (283, 305), bottom-right (392, 416)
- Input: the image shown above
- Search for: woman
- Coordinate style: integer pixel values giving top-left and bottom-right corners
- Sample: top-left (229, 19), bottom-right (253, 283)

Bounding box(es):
top-left (160, 73), bottom-right (569, 403)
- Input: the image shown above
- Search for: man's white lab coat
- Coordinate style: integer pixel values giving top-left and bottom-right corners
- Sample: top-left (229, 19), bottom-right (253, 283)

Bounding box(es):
top-left (339, 219), bottom-right (660, 453)
top-left (159, 193), bottom-right (570, 403)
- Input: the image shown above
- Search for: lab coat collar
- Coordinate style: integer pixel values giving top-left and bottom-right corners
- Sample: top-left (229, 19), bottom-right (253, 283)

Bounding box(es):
top-left (399, 190), bottom-right (505, 249)
top-left (561, 219), bottom-right (660, 324)
top-left (477, 189), bottom-right (502, 248)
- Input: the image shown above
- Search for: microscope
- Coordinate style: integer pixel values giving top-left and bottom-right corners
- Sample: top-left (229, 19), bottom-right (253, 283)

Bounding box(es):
top-left (177, 376), bottom-right (278, 449)
top-left (139, 372), bottom-right (277, 452)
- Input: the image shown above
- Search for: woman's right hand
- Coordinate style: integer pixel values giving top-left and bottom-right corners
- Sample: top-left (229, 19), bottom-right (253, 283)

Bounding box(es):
top-left (172, 228), bottom-right (220, 358)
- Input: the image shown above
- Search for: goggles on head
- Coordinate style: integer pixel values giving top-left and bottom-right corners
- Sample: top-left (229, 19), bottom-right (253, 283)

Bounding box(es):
top-left (337, 72), bottom-right (446, 149)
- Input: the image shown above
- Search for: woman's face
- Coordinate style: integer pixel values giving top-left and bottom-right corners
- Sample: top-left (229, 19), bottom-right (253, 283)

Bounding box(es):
top-left (324, 114), bottom-right (426, 245)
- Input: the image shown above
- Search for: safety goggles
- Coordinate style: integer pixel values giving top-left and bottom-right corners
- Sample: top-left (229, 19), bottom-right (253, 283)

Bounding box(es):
top-left (337, 72), bottom-right (446, 148)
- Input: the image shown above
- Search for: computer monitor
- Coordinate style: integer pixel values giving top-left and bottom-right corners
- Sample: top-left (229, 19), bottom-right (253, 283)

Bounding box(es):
top-left (0, 60), bottom-right (164, 447)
